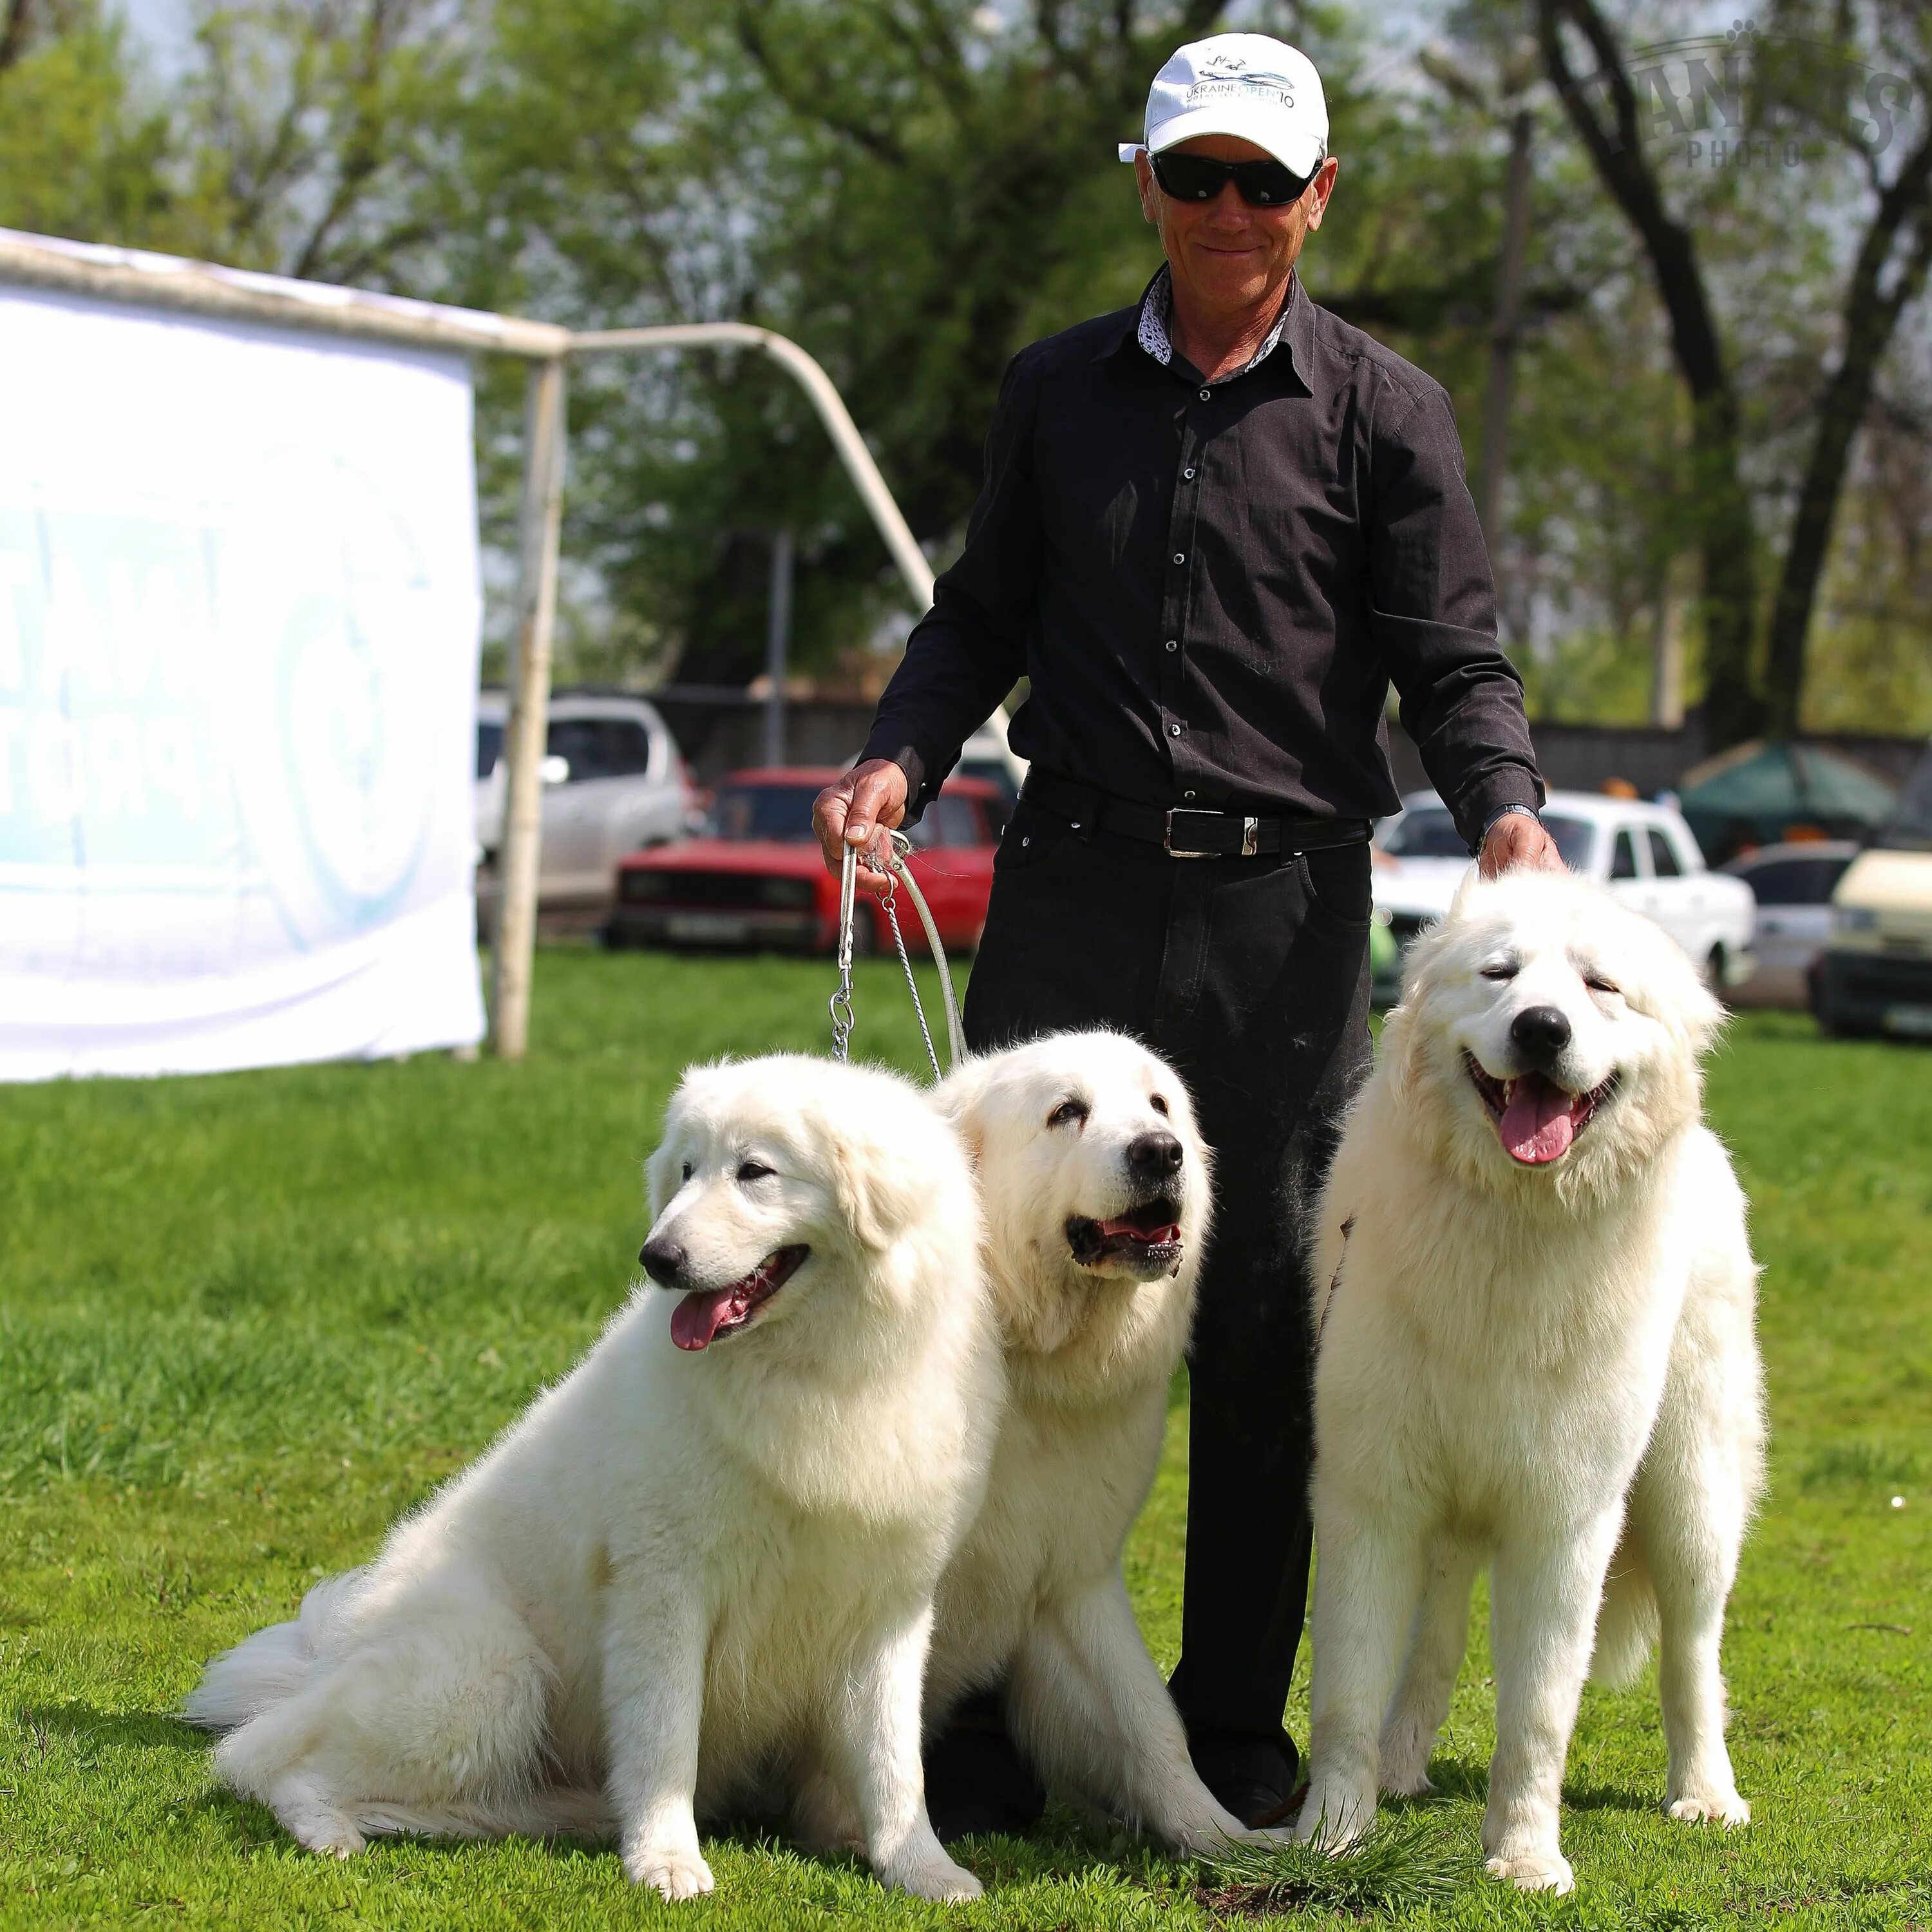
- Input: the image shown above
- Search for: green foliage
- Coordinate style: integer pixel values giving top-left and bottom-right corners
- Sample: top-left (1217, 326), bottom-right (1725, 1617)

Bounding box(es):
top-left (0, 964), bottom-right (1927, 1926)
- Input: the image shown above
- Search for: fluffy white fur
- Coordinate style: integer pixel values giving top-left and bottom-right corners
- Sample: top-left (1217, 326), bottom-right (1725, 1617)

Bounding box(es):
top-left (929, 1030), bottom-right (1260, 1850)
top-left (186, 1055), bottom-right (1003, 1904)
top-left (1295, 871), bottom-right (1765, 1894)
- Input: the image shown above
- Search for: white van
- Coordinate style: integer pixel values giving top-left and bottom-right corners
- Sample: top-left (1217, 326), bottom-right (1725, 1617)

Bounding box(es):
top-left (1815, 743), bottom-right (1932, 1037)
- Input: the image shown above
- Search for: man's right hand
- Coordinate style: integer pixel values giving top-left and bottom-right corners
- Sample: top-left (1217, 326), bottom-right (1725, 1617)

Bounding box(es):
top-left (813, 759), bottom-right (909, 876)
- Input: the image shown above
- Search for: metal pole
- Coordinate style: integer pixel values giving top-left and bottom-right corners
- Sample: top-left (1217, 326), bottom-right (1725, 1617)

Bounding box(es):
top-left (489, 356), bottom-right (568, 1061)
top-left (764, 527), bottom-right (793, 767)
top-left (571, 324), bottom-right (934, 612)
top-left (1477, 105), bottom-right (1535, 552)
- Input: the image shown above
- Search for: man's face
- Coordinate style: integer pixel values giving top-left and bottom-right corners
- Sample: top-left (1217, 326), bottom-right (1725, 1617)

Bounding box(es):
top-left (1135, 135), bottom-right (1338, 317)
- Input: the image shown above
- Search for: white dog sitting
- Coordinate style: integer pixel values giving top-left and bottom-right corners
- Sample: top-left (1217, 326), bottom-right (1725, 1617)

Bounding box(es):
top-left (1296, 870), bottom-right (1765, 1893)
top-left (187, 1055), bottom-right (1003, 1904)
top-left (925, 1030), bottom-right (1260, 1852)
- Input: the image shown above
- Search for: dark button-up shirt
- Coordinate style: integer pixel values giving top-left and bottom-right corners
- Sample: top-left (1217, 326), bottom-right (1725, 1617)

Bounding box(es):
top-left (860, 270), bottom-right (1543, 848)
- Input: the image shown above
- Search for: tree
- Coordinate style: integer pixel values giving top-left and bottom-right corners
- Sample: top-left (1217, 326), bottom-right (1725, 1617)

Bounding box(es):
top-left (1537, 0), bottom-right (1932, 743)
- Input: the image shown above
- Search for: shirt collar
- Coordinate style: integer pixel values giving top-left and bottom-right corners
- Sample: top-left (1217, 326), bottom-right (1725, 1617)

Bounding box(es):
top-left (1105, 265), bottom-right (1303, 384)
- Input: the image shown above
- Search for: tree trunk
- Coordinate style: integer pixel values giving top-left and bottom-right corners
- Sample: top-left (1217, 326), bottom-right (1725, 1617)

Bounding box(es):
top-left (1537, 0), bottom-right (1764, 748)
top-left (1477, 104), bottom-right (1535, 554)
top-left (1761, 128), bottom-right (1932, 736)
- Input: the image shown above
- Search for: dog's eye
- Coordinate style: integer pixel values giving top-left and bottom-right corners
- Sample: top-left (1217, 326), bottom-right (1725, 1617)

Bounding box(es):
top-left (736, 1160), bottom-right (774, 1183)
top-left (1480, 963), bottom-right (1519, 981)
top-left (1584, 974), bottom-right (1620, 996)
top-left (1047, 1098), bottom-right (1089, 1130)
top-left (680, 1162), bottom-right (694, 1182)
top-left (1150, 1094), bottom-right (1170, 1116)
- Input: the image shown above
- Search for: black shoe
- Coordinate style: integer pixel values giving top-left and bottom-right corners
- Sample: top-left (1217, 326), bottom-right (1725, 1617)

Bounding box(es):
top-left (923, 1695), bottom-right (1047, 1841)
top-left (1185, 1722), bottom-right (1302, 1829)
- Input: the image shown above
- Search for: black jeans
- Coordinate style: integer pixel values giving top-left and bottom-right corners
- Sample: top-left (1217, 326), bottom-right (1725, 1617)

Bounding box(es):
top-left (963, 793), bottom-right (1373, 1752)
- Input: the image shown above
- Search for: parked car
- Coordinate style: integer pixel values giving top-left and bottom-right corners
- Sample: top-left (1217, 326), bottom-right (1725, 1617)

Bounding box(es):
top-left (1372, 790), bottom-right (1756, 999)
top-left (607, 767), bottom-right (1001, 956)
top-left (475, 691), bottom-right (693, 915)
top-left (1721, 840), bottom-right (1859, 1008)
top-left (1814, 741), bottom-right (1932, 1039)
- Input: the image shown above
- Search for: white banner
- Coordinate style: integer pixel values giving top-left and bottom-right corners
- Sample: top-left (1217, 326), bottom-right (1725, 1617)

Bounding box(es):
top-left (0, 281), bottom-right (486, 1079)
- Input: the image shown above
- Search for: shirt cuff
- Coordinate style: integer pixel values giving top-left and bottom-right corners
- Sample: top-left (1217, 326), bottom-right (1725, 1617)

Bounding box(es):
top-left (1452, 766), bottom-right (1545, 853)
top-left (857, 739), bottom-right (930, 824)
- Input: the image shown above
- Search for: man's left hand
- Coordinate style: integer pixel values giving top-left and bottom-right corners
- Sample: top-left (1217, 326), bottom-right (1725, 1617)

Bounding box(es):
top-left (1479, 811), bottom-right (1566, 878)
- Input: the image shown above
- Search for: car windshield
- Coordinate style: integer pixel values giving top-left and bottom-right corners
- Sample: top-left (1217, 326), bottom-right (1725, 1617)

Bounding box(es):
top-left (1383, 806), bottom-right (1596, 873)
top-left (1874, 751), bottom-right (1932, 851)
top-left (708, 783), bottom-right (820, 842)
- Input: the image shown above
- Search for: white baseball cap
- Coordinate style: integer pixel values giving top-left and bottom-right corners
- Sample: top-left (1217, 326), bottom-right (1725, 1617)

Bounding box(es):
top-left (1117, 33), bottom-right (1328, 178)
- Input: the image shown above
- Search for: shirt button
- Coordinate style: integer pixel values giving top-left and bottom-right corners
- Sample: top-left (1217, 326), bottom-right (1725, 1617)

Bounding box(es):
top-left (1183, 467), bottom-right (1197, 480)
top-left (1169, 723), bottom-right (1183, 737)
top-left (1198, 388), bottom-right (1211, 401)
top-left (1173, 552), bottom-right (1185, 565)
top-left (1164, 639), bottom-right (1178, 652)
top-left (1184, 790), bottom-right (1197, 800)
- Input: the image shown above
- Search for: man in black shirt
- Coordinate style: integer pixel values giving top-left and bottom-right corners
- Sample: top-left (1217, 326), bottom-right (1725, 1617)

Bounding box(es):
top-left (815, 31), bottom-right (1558, 1832)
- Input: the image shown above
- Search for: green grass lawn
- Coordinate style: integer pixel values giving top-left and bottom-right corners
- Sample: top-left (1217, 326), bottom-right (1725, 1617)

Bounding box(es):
top-left (1, 951), bottom-right (1927, 1929)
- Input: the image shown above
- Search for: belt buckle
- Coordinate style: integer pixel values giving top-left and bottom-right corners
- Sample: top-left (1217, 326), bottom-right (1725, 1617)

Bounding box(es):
top-left (1163, 808), bottom-right (1221, 858)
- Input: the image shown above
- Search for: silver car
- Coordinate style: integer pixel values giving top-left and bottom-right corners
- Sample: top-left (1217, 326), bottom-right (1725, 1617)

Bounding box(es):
top-left (1723, 840), bottom-right (1859, 1009)
top-left (475, 692), bottom-right (692, 914)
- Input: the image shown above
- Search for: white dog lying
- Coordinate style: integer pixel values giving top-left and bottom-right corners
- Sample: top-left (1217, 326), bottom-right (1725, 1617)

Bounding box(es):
top-left (187, 1055), bottom-right (1003, 1904)
top-left (927, 1030), bottom-right (1258, 1851)
top-left (1296, 870), bottom-right (1765, 1893)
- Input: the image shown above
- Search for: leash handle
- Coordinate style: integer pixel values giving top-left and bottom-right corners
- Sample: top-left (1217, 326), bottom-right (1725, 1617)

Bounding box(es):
top-left (828, 830), bottom-right (965, 1081)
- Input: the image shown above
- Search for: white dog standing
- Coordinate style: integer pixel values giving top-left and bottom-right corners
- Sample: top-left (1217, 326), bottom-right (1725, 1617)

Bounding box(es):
top-left (1296, 871), bottom-right (1765, 1893)
top-left (925, 1030), bottom-right (1260, 1852)
top-left (187, 1055), bottom-right (1002, 1904)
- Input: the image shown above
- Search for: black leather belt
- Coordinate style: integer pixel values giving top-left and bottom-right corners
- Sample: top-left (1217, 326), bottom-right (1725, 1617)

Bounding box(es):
top-left (1021, 770), bottom-right (1370, 860)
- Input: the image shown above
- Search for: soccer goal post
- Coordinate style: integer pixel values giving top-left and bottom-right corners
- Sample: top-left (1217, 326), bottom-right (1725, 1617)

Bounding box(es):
top-left (0, 229), bottom-right (937, 1068)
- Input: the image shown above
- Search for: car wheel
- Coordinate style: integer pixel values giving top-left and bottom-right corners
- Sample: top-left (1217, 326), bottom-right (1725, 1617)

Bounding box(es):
top-left (1701, 944), bottom-right (1726, 996)
top-left (849, 907), bottom-right (878, 956)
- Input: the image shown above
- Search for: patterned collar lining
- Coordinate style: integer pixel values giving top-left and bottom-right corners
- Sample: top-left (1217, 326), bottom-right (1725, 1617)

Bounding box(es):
top-left (1135, 264), bottom-right (1293, 381)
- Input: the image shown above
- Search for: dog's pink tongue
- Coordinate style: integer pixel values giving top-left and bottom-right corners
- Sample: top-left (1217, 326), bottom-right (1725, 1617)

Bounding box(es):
top-left (1500, 1074), bottom-right (1576, 1164)
top-left (671, 1287), bottom-right (741, 1352)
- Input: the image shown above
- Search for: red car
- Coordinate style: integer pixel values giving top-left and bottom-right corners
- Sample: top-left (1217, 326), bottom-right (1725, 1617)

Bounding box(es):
top-left (607, 767), bottom-right (1002, 956)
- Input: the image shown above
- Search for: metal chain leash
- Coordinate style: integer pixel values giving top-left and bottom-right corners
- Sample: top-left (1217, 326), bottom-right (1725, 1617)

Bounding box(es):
top-left (876, 866), bottom-right (942, 1083)
top-left (828, 829), bottom-right (963, 1081)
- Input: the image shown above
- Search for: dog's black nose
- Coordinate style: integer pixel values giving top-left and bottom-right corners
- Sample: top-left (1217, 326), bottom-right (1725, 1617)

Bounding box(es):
top-left (1510, 1005), bottom-right (1573, 1066)
top-left (639, 1236), bottom-right (687, 1286)
top-left (1125, 1130), bottom-right (1184, 1179)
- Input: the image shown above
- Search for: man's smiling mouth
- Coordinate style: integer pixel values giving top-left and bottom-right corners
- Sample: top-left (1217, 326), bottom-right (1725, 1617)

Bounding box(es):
top-left (1464, 1054), bottom-right (1617, 1166)
top-left (670, 1245), bottom-right (809, 1351)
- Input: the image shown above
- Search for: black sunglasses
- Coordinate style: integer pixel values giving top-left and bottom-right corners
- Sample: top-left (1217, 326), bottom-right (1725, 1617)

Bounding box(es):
top-left (1149, 149), bottom-right (1316, 208)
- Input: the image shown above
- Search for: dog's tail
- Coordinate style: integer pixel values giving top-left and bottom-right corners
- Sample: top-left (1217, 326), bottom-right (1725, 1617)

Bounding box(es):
top-left (1589, 1539), bottom-right (1659, 1690)
top-left (182, 1569), bottom-right (365, 1732)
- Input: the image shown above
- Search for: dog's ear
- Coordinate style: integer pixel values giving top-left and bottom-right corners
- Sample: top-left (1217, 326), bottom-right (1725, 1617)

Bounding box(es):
top-left (933, 1060), bottom-right (989, 1169)
top-left (826, 1123), bottom-right (929, 1253)
top-left (643, 1088), bottom-right (690, 1217)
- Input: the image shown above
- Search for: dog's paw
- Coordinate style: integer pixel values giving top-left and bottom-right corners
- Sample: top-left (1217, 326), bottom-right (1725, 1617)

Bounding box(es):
top-left (1378, 1721), bottom-right (1438, 1797)
top-left (1292, 1784), bottom-right (1376, 1850)
top-left (1485, 1850), bottom-right (1575, 1894)
top-left (281, 1806), bottom-right (366, 1859)
top-left (1379, 1759), bottom-right (1435, 1799)
top-left (625, 1844), bottom-right (715, 1900)
top-left (887, 1853), bottom-right (982, 1903)
top-left (1668, 1789), bottom-right (1750, 1828)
